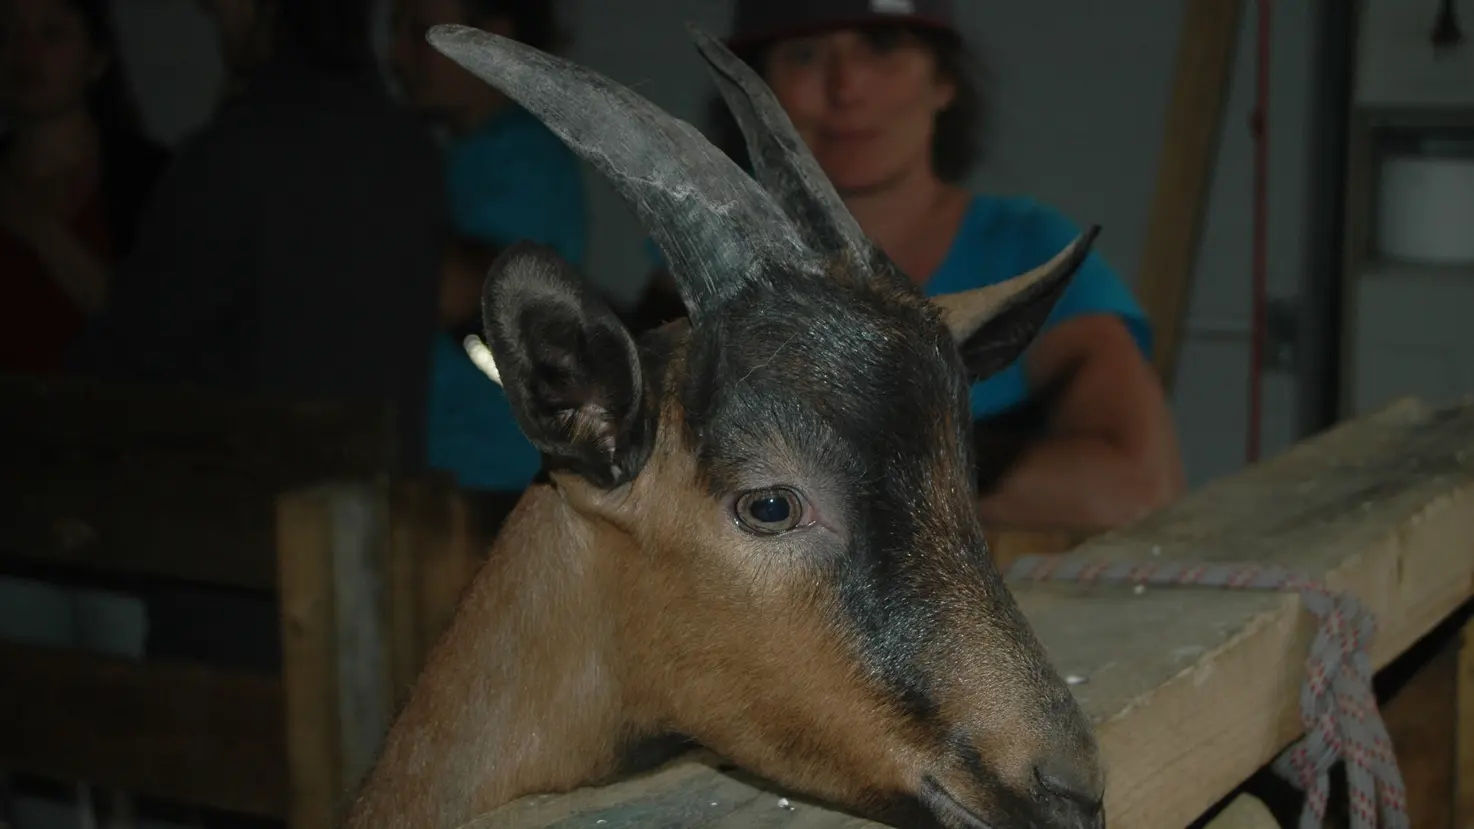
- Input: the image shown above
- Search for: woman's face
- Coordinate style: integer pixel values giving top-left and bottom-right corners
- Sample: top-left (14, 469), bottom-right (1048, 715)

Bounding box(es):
top-left (0, 0), bottom-right (108, 123)
top-left (760, 26), bottom-right (954, 195)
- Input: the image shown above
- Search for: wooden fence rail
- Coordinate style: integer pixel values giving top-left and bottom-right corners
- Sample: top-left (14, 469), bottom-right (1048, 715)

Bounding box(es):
top-left (0, 374), bottom-right (491, 828)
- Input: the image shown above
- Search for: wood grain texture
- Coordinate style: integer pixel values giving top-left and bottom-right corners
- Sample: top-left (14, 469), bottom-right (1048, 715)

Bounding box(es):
top-left (277, 481), bottom-right (397, 829)
top-left (1056, 397), bottom-right (1474, 827)
top-left (277, 484), bottom-right (346, 829)
top-left (457, 398), bottom-right (1474, 828)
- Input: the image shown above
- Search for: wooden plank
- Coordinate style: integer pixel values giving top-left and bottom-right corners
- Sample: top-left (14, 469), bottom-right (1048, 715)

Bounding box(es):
top-left (1135, 0), bottom-right (1244, 386)
top-left (459, 397), bottom-right (1474, 828)
top-left (1045, 397), bottom-right (1474, 827)
top-left (459, 755), bottom-right (880, 829)
top-left (985, 525), bottom-right (1091, 572)
top-left (277, 481), bottom-right (396, 829)
top-left (386, 478), bottom-right (486, 700)
top-left (0, 373), bottom-right (394, 474)
top-left (278, 484), bottom-right (348, 829)
top-left (0, 455), bottom-right (283, 590)
top-left (1380, 635), bottom-right (1457, 829)
top-left (0, 374), bottom-right (396, 590)
top-left (0, 640), bottom-right (286, 816)
top-left (1456, 617), bottom-right (1474, 828)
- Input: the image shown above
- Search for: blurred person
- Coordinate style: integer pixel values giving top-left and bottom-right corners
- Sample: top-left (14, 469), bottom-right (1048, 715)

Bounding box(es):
top-left (72, 0), bottom-right (447, 474)
top-left (631, 0), bottom-right (1184, 535)
top-left (66, 4), bottom-right (449, 795)
top-left (390, 0), bottom-right (589, 499)
top-left (0, 0), bottom-right (170, 372)
top-left (0, 4), bottom-right (169, 821)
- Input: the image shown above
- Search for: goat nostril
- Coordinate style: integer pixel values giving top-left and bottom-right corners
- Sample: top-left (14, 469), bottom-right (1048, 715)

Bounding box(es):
top-left (1034, 761), bottom-right (1101, 807)
top-left (1032, 760), bottom-right (1105, 829)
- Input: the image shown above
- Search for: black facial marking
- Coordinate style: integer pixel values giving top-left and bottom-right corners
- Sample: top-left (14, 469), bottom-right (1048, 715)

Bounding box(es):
top-left (672, 271), bottom-right (1019, 731)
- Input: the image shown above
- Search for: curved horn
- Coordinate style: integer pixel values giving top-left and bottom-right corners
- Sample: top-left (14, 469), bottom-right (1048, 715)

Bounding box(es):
top-left (686, 24), bottom-right (881, 273)
top-left (425, 24), bottom-right (819, 323)
top-left (932, 225), bottom-right (1102, 342)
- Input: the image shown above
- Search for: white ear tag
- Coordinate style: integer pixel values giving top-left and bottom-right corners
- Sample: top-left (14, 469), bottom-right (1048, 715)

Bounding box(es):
top-left (463, 334), bottom-right (503, 387)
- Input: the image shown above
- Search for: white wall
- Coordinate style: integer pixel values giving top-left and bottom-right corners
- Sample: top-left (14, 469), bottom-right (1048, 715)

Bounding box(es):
top-left (105, 0), bottom-right (1323, 491)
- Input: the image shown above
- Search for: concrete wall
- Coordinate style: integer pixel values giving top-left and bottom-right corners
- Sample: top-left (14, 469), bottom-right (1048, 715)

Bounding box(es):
top-left (105, 0), bottom-right (1322, 489)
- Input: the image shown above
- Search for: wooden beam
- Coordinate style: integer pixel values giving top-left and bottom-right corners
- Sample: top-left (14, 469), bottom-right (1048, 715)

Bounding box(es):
top-left (1045, 397), bottom-right (1474, 827)
top-left (277, 481), bottom-right (396, 829)
top-left (0, 454), bottom-right (283, 590)
top-left (1136, 0), bottom-right (1245, 387)
top-left (0, 374), bottom-right (397, 591)
top-left (385, 478), bottom-right (486, 700)
top-left (456, 397), bottom-right (1474, 829)
top-left (1380, 629), bottom-right (1459, 828)
top-left (0, 640), bottom-right (286, 816)
top-left (1456, 616), bottom-right (1474, 828)
top-left (0, 374), bottom-right (394, 476)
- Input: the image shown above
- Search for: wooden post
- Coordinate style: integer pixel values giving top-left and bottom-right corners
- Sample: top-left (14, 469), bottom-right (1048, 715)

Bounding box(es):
top-left (1457, 616), bottom-right (1474, 829)
top-left (1381, 630), bottom-right (1459, 828)
top-left (277, 481), bottom-right (395, 829)
top-left (385, 477), bottom-right (485, 702)
top-left (1136, 0), bottom-right (1245, 387)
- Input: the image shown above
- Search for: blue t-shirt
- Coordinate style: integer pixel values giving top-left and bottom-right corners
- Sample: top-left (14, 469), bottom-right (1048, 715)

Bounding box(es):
top-left (425, 105), bottom-right (588, 492)
top-left (643, 193), bottom-right (1151, 419)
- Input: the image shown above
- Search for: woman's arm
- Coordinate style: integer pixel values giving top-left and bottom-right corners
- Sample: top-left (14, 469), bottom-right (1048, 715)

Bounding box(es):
top-left (0, 179), bottom-right (109, 314)
top-left (974, 312), bottom-right (1184, 532)
top-left (25, 221), bottom-right (111, 314)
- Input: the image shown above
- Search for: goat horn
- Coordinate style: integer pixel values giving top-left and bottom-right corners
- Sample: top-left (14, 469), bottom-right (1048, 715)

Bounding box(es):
top-left (686, 24), bottom-right (882, 274)
top-left (931, 225), bottom-right (1102, 341)
top-left (426, 24), bottom-right (822, 324)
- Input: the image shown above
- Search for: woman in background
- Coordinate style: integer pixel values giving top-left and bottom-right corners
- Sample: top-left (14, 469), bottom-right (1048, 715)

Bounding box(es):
top-left (0, 0), bottom-right (170, 373)
top-left (632, 0), bottom-right (1184, 536)
top-left (390, 0), bottom-right (589, 498)
top-left (0, 3), bottom-right (170, 825)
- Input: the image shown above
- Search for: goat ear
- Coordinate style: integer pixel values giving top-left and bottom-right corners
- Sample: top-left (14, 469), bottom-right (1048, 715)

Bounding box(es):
top-left (932, 226), bottom-right (1100, 382)
top-left (481, 242), bottom-right (652, 489)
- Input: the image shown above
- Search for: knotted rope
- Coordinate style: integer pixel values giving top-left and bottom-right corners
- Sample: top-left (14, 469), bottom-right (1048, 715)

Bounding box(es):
top-left (1004, 554), bottom-right (1409, 829)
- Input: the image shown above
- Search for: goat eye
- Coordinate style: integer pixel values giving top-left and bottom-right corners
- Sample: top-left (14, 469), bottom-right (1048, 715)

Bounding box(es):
top-left (734, 488), bottom-right (804, 535)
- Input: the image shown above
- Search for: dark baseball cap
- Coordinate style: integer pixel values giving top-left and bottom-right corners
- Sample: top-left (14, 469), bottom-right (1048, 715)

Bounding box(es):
top-left (728, 0), bottom-right (958, 48)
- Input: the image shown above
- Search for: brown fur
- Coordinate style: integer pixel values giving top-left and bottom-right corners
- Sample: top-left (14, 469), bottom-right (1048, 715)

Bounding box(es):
top-left (346, 23), bottom-right (1106, 829)
top-left (343, 315), bottom-right (1095, 829)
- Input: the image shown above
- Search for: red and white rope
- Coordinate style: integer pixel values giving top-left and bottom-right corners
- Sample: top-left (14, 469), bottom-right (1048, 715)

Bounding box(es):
top-left (1004, 555), bottom-right (1409, 829)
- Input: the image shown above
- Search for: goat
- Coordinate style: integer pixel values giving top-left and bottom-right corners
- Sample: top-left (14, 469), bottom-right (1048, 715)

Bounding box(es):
top-left (343, 22), bottom-right (1106, 829)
